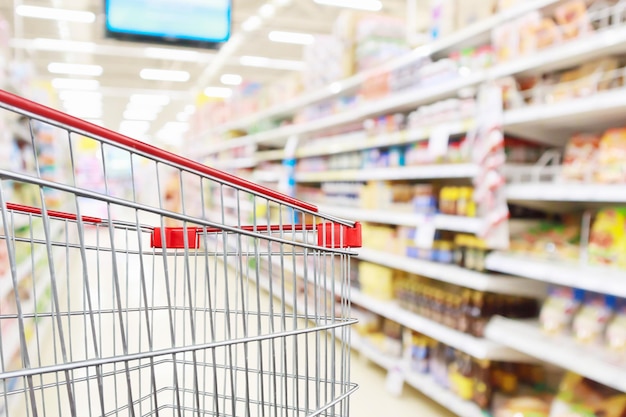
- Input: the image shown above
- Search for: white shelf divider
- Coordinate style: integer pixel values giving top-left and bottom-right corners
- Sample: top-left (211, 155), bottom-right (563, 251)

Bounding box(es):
top-left (486, 252), bottom-right (626, 298)
top-left (485, 317), bottom-right (626, 392)
top-left (319, 205), bottom-right (483, 233)
top-left (349, 288), bottom-right (532, 361)
top-left (359, 247), bottom-right (546, 297)
top-left (506, 183), bottom-right (626, 204)
top-left (295, 164), bottom-right (478, 183)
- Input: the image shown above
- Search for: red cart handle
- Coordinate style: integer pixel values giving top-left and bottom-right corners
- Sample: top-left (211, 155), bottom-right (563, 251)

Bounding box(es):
top-left (3, 203), bottom-right (362, 249)
top-left (0, 89), bottom-right (318, 213)
top-left (5, 202), bottom-right (103, 224)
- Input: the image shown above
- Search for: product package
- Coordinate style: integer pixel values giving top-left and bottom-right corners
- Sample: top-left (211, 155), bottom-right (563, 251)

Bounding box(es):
top-left (540, 286), bottom-right (585, 335)
top-left (595, 128), bottom-right (626, 183)
top-left (561, 134), bottom-right (600, 182)
top-left (588, 208), bottom-right (626, 268)
top-left (572, 292), bottom-right (614, 345)
top-left (550, 373), bottom-right (626, 417)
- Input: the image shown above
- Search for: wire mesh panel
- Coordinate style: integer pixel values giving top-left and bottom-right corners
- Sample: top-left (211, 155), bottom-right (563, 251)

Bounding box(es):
top-left (0, 91), bottom-right (360, 417)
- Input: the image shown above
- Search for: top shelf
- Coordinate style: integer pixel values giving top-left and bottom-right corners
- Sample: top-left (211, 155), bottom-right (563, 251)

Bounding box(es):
top-left (205, 0), bottom-right (560, 138)
top-left (203, 23), bottom-right (626, 155)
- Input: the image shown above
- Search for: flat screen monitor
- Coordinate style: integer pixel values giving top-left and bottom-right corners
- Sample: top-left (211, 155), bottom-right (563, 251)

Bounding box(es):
top-left (105, 0), bottom-right (231, 49)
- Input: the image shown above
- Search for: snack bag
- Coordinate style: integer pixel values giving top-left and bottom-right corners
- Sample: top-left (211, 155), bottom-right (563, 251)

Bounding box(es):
top-left (588, 208), bottom-right (626, 268)
top-left (550, 373), bottom-right (626, 417)
top-left (540, 286), bottom-right (584, 334)
top-left (572, 292), bottom-right (614, 345)
top-left (595, 129), bottom-right (626, 183)
top-left (607, 297), bottom-right (626, 359)
top-left (555, 0), bottom-right (591, 40)
top-left (561, 134), bottom-right (600, 182)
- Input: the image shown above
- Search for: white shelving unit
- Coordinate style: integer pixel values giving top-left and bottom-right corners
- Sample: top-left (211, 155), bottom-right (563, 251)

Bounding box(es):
top-left (351, 332), bottom-right (485, 417)
top-left (506, 183), bottom-right (626, 204)
top-left (318, 205), bottom-right (483, 234)
top-left (349, 288), bottom-right (532, 362)
top-left (485, 317), bottom-right (626, 393)
top-left (486, 252), bottom-right (626, 298)
top-left (295, 164), bottom-right (478, 183)
top-left (359, 247), bottom-right (546, 297)
top-left (199, 0), bottom-right (560, 141)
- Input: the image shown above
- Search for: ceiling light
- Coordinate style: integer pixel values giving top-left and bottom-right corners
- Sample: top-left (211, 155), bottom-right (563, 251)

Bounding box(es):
top-left (242, 16), bottom-right (262, 32)
top-left (220, 74), bottom-right (242, 86)
top-left (59, 91), bottom-right (102, 102)
top-left (268, 31), bottom-right (315, 45)
top-left (185, 105), bottom-right (196, 114)
top-left (204, 87), bottom-right (232, 98)
top-left (16, 5), bottom-right (96, 23)
top-left (161, 122), bottom-right (190, 132)
top-left (33, 38), bottom-right (96, 53)
top-left (239, 56), bottom-right (305, 71)
top-left (139, 69), bottom-right (190, 82)
top-left (125, 103), bottom-right (164, 115)
top-left (129, 94), bottom-right (171, 106)
top-left (313, 0), bottom-right (382, 11)
top-left (123, 110), bottom-right (158, 121)
top-left (52, 78), bottom-right (100, 90)
top-left (144, 47), bottom-right (203, 62)
top-left (120, 120), bottom-right (150, 135)
top-left (258, 4), bottom-right (276, 17)
top-left (48, 63), bottom-right (103, 76)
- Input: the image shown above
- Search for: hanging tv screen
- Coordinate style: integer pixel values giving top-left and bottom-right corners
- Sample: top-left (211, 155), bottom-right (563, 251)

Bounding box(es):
top-left (105, 0), bottom-right (231, 49)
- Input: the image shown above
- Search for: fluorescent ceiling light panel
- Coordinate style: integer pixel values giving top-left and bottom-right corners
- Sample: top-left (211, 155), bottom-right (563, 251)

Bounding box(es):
top-left (48, 63), bottom-right (103, 76)
top-left (16, 5), bottom-right (96, 23)
top-left (59, 91), bottom-right (102, 102)
top-left (161, 122), bottom-right (190, 133)
top-left (144, 47), bottom-right (202, 62)
top-left (268, 31), bottom-right (315, 45)
top-left (313, 0), bottom-right (382, 11)
top-left (220, 74), bottom-right (242, 86)
top-left (52, 78), bottom-right (100, 90)
top-left (123, 110), bottom-right (158, 121)
top-left (239, 56), bottom-right (305, 71)
top-left (129, 94), bottom-right (171, 106)
top-left (204, 87), bottom-right (232, 98)
top-left (258, 4), bottom-right (276, 17)
top-left (242, 16), bottom-right (262, 32)
top-left (139, 69), bottom-right (190, 82)
top-left (33, 38), bottom-right (96, 53)
top-left (120, 120), bottom-right (150, 134)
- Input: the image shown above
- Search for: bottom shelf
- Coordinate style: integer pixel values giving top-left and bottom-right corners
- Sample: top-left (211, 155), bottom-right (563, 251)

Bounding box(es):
top-left (350, 332), bottom-right (485, 417)
top-left (485, 316), bottom-right (626, 393)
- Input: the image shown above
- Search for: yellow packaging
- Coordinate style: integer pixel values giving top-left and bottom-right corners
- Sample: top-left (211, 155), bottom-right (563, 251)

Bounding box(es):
top-left (358, 262), bottom-right (397, 300)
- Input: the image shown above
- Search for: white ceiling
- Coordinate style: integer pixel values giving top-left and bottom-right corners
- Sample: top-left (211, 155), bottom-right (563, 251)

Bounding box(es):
top-left (0, 0), bottom-right (407, 145)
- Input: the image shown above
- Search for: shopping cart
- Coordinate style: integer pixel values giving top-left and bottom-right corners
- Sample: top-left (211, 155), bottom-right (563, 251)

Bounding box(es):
top-left (0, 90), bottom-right (361, 417)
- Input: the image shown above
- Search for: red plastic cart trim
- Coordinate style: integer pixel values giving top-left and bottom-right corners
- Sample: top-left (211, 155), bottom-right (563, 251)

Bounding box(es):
top-left (5, 202), bottom-right (103, 224)
top-left (151, 223), bottom-right (362, 249)
top-left (0, 89), bottom-right (318, 213)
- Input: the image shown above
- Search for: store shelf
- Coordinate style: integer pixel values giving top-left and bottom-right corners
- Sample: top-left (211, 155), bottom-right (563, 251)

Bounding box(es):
top-left (485, 317), bottom-right (626, 392)
top-left (506, 183), bottom-right (626, 204)
top-left (351, 332), bottom-right (485, 417)
top-left (204, 23), bottom-right (626, 155)
top-left (298, 119), bottom-right (475, 160)
top-left (350, 288), bottom-right (531, 361)
top-left (295, 164), bottom-right (478, 183)
top-left (202, 0), bottom-right (559, 139)
top-left (319, 205), bottom-right (483, 233)
top-left (359, 248), bottom-right (546, 297)
top-left (503, 88), bottom-right (626, 145)
top-left (486, 252), bottom-right (626, 298)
